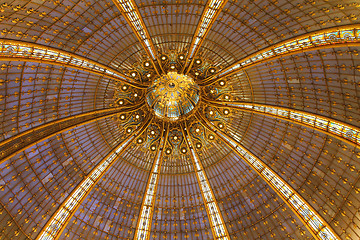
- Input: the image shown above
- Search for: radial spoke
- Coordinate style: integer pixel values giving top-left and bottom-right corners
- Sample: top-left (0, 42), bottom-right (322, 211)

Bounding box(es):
top-left (0, 39), bottom-right (147, 89)
top-left (197, 112), bottom-right (340, 240)
top-left (0, 102), bottom-right (145, 165)
top-left (36, 115), bottom-right (152, 240)
top-left (181, 122), bottom-right (230, 240)
top-left (134, 122), bottom-right (169, 240)
top-left (204, 99), bottom-right (360, 148)
top-left (182, 0), bottom-right (228, 74)
top-left (112, 0), bottom-right (163, 75)
top-left (200, 24), bottom-right (360, 86)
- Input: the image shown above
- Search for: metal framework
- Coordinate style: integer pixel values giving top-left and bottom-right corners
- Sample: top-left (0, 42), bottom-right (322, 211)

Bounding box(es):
top-left (182, 122), bottom-right (230, 240)
top-left (200, 24), bottom-right (360, 86)
top-left (112, 0), bottom-right (163, 75)
top-left (182, 0), bottom-right (228, 74)
top-left (0, 102), bottom-right (144, 165)
top-left (197, 112), bottom-right (340, 240)
top-left (134, 123), bottom-right (169, 240)
top-left (0, 201), bottom-right (31, 239)
top-left (204, 99), bottom-right (360, 148)
top-left (36, 116), bottom-right (152, 240)
top-left (0, 39), bottom-right (147, 89)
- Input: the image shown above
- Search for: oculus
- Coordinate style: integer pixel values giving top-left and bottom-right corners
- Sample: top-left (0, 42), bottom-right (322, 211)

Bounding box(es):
top-left (146, 72), bottom-right (200, 121)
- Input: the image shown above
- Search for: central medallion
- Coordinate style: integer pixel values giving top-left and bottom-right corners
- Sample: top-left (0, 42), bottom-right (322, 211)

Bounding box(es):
top-left (146, 72), bottom-right (200, 121)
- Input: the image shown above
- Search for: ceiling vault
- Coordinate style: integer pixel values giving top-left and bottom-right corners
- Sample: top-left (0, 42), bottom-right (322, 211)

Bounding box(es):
top-left (0, 1), bottom-right (359, 239)
top-left (182, 121), bottom-right (230, 240)
top-left (0, 39), bottom-right (147, 89)
top-left (36, 115), bottom-right (152, 240)
top-left (134, 122), bottom-right (169, 240)
top-left (0, 102), bottom-right (145, 165)
top-left (204, 99), bottom-right (360, 148)
top-left (197, 112), bottom-right (341, 240)
top-left (112, 0), bottom-right (164, 75)
top-left (182, 0), bottom-right (229, 74)
top-left (200, 24), bottom-right (360, 86)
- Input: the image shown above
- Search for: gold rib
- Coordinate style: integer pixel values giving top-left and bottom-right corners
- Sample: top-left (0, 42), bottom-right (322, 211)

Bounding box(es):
top-left (182, 0), bottom-right (228, 74)
top-left (134, 122), bottom-right (169, 240)
top-left (0, 102), bottom-right (145, 165)
top-left (0, 39), bottom-right (147, 89)
top-left (200, 24), bottom-right (360, 86)
top-left (112, 0), bottom-right (163, 75)
top-left (204, 99), bottom-right (360, 148)
top-left (181, 122), bottom-right (230, 240)
top-left (197, 112), bottom-right (340, 240)
top-left (36, 115), bottom-right (152, 240)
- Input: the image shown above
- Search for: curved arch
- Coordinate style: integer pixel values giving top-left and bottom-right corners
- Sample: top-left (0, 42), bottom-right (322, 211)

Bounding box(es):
top-left (197, 112), bottom-right (340, 240)
top-left (0, 39), bottom-right (146, 89)
top-left (0, 102), bottom-right (145, 165)
top-left (134, 122), bottom-right (169, 240)
top-left (200, 24), bottom-right (360, 86)
top-left (112, 0), bottom-right (163, 74)
top-left (36, 115), bottom-right (152, 240)
top-left (182, 0), bottom-right (229, 74)
top-left (181, 121), bottom-right (230, 239)
top-left (204, 99), bottom-right (360, 148)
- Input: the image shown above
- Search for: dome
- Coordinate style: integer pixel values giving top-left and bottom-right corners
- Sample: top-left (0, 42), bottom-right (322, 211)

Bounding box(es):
top-left (0, 1), bottom-right (360, 240)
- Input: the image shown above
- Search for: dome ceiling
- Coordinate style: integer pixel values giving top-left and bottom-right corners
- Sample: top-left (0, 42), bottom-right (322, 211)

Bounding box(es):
top-left (0, 0), bottom-right (360, 240)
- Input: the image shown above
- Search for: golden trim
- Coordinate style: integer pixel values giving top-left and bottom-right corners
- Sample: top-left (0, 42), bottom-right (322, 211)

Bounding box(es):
top-left (112, 0), bottom-right (163, 75)
top-left (36, 116), bottom-right (153, 240)
top-left (181, 122), bottom-right (230, 239)
top-left (182, 0), bottom-right (229, 74)
top-left (200, 24), bottom-right (360, 86)
top-left (0, 39), bottom-right (147, 89)
top-left (134, 122), bottom-right (169, 240)
top-left (197, 112), bottom-right (340, 240)
top-left (0, 102), bottom-right (145, 165)
top-left (204, 99), bottom-right (360, 148)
